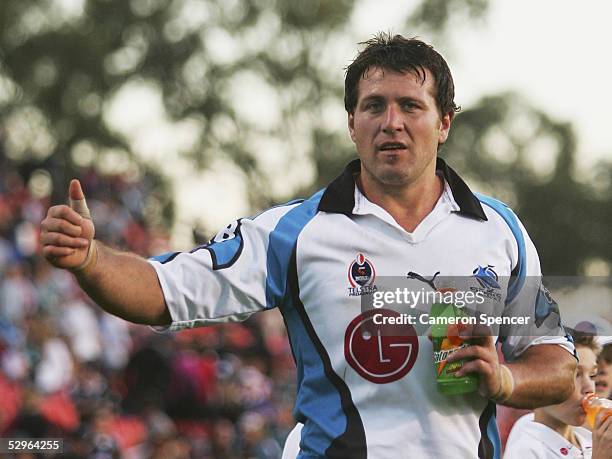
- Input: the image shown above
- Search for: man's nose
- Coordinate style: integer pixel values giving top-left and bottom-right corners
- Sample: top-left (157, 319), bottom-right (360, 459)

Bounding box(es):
top-left (381, 105), bottom-right (404, 134)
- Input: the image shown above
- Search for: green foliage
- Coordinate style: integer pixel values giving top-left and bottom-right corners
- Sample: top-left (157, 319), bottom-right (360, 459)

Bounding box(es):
top-left (0, 0), bottom-right (368, 212)
top-left (0, 0), bottom-right (490, 202)
top-left (2, 0), bottom-right (609, 273)
top-left (444, 92), bottom-right (612, 275)
top-left (408, 0), bottom-right (488, 39)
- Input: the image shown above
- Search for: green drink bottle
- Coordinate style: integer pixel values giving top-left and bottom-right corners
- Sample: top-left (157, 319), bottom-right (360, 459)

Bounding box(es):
top-left (430, 301), bottom-right (478, 395)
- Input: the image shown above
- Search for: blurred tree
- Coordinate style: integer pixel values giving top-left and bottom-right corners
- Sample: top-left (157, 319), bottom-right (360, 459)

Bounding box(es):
top-left (0, 0), bottom-right (488, 212)
top-left (442, 92), bottom-right (612, 275)
top-left (1, 0), bottom-right (608, 273)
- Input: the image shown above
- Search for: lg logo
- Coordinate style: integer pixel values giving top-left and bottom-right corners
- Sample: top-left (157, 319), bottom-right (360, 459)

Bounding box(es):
top-left (344, 309), bottom-right (419, 384)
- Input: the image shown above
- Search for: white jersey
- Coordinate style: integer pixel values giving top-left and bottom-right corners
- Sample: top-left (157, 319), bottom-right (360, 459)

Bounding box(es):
top-left (149, 159), bottom-right (575, 459)
top-left (504, 413), bottom-right (592, 458)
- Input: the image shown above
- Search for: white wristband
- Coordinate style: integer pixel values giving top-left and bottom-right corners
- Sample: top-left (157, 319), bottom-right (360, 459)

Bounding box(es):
top-left (70, 240), bottom-right (98, 273)
top-left (491, 364), bottom-right (515, 403)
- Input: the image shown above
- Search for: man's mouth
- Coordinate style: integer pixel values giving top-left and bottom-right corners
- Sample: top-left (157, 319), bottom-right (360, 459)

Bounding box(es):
top-left (378, 142), bottom-right (407, 151)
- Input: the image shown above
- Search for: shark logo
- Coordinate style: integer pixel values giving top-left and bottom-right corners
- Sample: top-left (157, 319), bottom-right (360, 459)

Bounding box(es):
top-left (472, 265), bottom-right (500, 290)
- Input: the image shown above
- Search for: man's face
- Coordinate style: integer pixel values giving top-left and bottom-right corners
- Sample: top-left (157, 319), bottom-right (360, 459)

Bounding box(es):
top-left (595, 359), bottom-right (612, 398)
top-left (540, 346), bottom-right (597, 426)
top-left (348, 67), bottom-right (453, 189)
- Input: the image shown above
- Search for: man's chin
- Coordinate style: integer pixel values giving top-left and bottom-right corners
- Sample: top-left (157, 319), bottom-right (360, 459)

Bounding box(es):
top-left (373, 167), bottom-right (412, 187)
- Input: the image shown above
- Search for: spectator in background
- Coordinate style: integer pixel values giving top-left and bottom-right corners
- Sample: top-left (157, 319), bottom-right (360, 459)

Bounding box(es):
top-left (238, 411), bottom-right (282, 459)
top-left (1, 160), bottom-right (294, 457)
top-left (210, 418), bottom-right (240, 459)
top-left (504, 334), bottom-right (612, 459)
top-left (0, 262), bottom-right (38, 323)
top-left (595, 342), bottom-right (612, 399)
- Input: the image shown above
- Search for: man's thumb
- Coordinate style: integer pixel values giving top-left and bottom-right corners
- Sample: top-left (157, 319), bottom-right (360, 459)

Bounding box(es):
top-left (69, 179), bottom-right (91, 219)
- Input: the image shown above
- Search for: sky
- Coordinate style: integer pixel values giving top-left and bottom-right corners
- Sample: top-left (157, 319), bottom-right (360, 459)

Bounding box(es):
top-left (105, 0), bottom-right (612, 248)
top-left (355, 0), bottom-right (612, 160)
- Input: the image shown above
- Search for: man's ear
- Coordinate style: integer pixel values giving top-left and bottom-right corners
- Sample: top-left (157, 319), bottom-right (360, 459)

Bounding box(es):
top-left (348, 112), bottom-right (356, 143)
top-left (438, 111), bottom-right (454, 144)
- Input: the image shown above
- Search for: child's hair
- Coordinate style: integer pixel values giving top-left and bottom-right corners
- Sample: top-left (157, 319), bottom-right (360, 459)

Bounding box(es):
top-left (571, 332), bottom-right (601, 355)
top-left (597, 342), bottom-right (612, 364)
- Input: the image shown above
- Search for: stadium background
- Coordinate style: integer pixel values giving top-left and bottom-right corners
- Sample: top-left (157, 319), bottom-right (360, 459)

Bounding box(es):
top-left (1, 1), bottom-right (611, 457)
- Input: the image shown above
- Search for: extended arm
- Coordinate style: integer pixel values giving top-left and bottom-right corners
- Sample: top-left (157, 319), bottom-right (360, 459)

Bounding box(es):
top-left (74, 242), bottom-right (170, 325)
top-left (40, 179), bottom-right (171, 326)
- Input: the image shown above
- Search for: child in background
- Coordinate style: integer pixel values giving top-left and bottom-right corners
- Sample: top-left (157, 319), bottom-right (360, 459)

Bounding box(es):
top-left (504, 334), bottom-right (612, 459)
top-left (594, 342), bottom-right (612, 399)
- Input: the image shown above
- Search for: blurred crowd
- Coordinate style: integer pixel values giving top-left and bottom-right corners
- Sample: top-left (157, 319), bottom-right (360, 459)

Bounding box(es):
top-left (0, 161), bottom-right (295, 459)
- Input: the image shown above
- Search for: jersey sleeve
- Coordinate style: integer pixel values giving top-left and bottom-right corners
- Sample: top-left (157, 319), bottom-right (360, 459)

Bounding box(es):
top-left (500, 217), bottom-right (575, 361)
top-left (148, 202), bottom-right (302, 332)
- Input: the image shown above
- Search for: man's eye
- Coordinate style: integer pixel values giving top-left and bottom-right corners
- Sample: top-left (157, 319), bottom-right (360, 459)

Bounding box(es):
top-left (401, 102), bottom-right (416, 111)
top-left (365, 102), bottom-right (382, 111)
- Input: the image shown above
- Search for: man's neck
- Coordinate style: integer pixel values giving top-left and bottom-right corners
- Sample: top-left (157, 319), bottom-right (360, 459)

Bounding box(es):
top-left (533, 410), bottom-right (578, 447)
top-left (357, 169), bottom-right (444, 233)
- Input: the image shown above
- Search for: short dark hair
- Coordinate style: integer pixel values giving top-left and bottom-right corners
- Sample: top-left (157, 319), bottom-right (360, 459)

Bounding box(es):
top-left (571, 332), bottom-right (601, 355)
top-left (344, 33), bottom-right (460, 117)
top-left (598, 342), bottom-right (612, 365)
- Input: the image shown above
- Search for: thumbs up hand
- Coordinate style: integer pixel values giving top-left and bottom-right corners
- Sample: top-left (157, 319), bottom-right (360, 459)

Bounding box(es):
top-left (40, 179), bottom-right (97, 272)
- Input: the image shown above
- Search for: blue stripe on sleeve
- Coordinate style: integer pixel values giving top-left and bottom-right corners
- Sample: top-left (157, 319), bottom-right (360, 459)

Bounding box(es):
top-left (476, 193), bottom-right (526, 303)
top-left (265, 190), bottom-right (323, 309)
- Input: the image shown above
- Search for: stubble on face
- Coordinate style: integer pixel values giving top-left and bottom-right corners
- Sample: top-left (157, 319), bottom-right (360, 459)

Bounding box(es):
top-left (348, 67), bottom-right (451, 196)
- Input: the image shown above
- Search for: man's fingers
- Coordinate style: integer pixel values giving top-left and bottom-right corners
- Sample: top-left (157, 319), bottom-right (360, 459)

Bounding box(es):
top-left (447, 343), bottom-right (492, 363)
top-left (41, 232), bottom-right (90, 248)
top-left (42, 246), bottom-right (76, 258)
top-left (40, 180), bottom-right (94, 271)
top-left (459, 324), bottom-right (494, 340)
top-left (466, 335), bottom-right (495, 348)
top-left (596, 410), bottom-right (612, 430)
top-left (47, 205), bottom-right (83, 225)
top-left (454, 359), bottom-right (490, 378)
top-left (41, 217), bottom-right (83, 237)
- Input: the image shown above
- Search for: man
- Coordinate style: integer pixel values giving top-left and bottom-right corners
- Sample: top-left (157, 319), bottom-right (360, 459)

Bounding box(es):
top-left (504, 334), bottom-right (612, 458)
top-left (41, 33), bottom-right (576, 458)
top-left (595, 342), bottom-right (612, 399)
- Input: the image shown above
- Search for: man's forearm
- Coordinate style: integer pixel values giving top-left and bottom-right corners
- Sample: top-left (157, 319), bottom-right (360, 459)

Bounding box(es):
top-left (503, 344), bottom-right (576, 408)
top-left (74, 241), bottom-right (171, 326)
